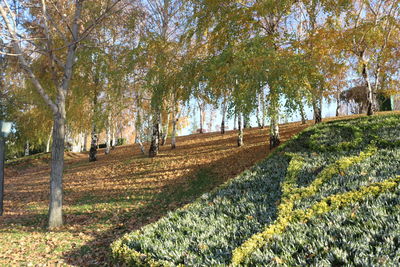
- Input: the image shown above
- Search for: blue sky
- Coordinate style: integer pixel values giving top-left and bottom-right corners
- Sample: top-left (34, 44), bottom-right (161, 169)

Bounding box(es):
top-left (180, 98), bottom-right (338, 136)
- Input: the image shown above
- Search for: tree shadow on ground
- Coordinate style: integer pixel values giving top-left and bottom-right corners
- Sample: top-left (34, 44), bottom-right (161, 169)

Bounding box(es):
top-left (61, 123), bottom-right (309, 266)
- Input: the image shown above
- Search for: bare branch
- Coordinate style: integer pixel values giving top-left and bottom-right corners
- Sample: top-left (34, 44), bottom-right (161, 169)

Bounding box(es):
top-left (49, 0), bottom-right (74, 37)
top-left (77, 0), bottom-right (123, 44)
top-left (0, 50), bottom-right (20, 56)
top-left (40, 0), bottom-right (65, 70)
top-left (0, 3), bottom-right (58, 114)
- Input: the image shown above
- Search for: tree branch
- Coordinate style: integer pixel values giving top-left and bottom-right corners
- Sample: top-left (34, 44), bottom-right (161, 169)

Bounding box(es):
top-left (0, 2), bottom-right (58, 114)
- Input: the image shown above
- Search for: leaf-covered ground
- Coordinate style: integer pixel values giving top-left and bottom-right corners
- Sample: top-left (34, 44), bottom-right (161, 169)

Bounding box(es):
top-left (0, 120), bottom-right (314, 265)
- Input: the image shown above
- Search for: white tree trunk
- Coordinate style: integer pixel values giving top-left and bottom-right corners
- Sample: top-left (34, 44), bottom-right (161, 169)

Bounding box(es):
top-left (269, 90), bottom-right (280, 149)
top-left (233, 112), bottom-right (237, 130)
top-left (336, 90), bottom-right (341, 117)
top-left (299, 101), bottom-right (307, 124)
top-left (161, 111), bottom-right (170, 145)
top-left (105, 114), bottom-right (111, 155)
top-left (361, 54), bottom-right (374, 116)
top-left (198, 102), bottom-right (205, 133)
top-left (261, 89), bottom-right (266, 128)
top-left (149, 112), bottom-right (160, 157)
top-left (237, 112), bottom-right (243, 147)
top-left (257, 91), bottom-right (262, 128)
top-left (269, 113), bottom-right (280, 149)
top-left (46, 126), bottom-right (53, 153)
top-left (111, 122), bottom-right (117, 149)
top-left (221, 98), bottom-right (227, 134)
top-left (24, 140), bottom-right (29, 156)
top-left (136, 134), bottom-right (146, 155)
top-left (171, 103), bottom-right (177, 149)
top-left (312, 95), bottom-right (322, 124)
top-left (82, 132), bottom-right (88, 152)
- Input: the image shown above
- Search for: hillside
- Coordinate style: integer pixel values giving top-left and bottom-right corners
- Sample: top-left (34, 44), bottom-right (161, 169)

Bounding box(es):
top-left (112, 113), bottom-right (400, 266)
top-left (1, 119), bottom-right (309, 265)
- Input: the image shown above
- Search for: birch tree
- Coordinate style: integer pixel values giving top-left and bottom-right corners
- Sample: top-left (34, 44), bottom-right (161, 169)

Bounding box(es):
top-left (0, 0), bottom-right (123, 229)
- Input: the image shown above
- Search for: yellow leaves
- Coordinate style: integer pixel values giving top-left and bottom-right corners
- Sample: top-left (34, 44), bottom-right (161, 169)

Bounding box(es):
top-left (198, 243), bottom-right (209, 251)
top-left (272, 257), bottom-right (284, 264)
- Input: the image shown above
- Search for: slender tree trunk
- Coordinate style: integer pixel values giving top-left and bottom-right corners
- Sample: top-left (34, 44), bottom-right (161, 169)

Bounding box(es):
top-left (111, 122), bottom-right (116, 149)
top-left (221, 98), bottom-right (227, 134)
top-left (233, 112), bottom-right (237, 130)
top-left (221, 116), bottom-right (226, 134)
top-left (80, 133), bottom-right (85, 152)
top-left (312, 95), bottom-right (322, 124)
top-left (237, 112), bottom-right (243, 147)
top-left (261, 89), bottom-right (266, 128)
top-left (199, 102), bottom-right (205, 134)
top-left (46, 126), bottom-right (53, 153)
top-left (48, 110), bottom-right (65, 229)
top-left (257, 91), bottom-right (262, 128)
top-left (374, 67), bottom-right (381, 111)
top-left (269, 114), bottom-right (280, 149)
top-left (136, 134), bottom-right (146, 155)
top-left (171, 119), bottom-right (177, 149)
top-left (299, 101), bottom-right (307, 124)
top-left (149, 112), bottom-right (160, 157)
top-left (82, 132), bottom-right (88, 152)
top-left (336, 90), bottom-right (341, 117)
top-left (159, 112), bottom-right (163, 143)
top-left (89, 125), bottom-right (97, 162)
top-left (105, 114), bottom-right (111, 155)
top-left (269, 91), bottom-right (280, 149)
top-left (361, 59), bottom-right (374, 116)
top-left (171, 103), bottom-right (178, 149)
top-left (0, 137), bottom-right (4, 216)
top-left (243, 113), bottom-right (250, 129)
top-left (146, 114), bottom-right (152, 142)
top-left (24, 140), bottom-right (29, 156)
top-left (161, 112), bottom-right (170, 146)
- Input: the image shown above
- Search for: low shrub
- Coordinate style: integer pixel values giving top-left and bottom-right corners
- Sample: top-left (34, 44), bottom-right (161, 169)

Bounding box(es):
top-left (112, 153), bottom-right (289, 266)
top-left (245, 182), bottom-right (400, 266)
top-left (112, 113), bottom-right (400, 266)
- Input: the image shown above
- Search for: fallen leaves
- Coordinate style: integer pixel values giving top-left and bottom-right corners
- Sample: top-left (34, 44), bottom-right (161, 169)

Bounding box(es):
top-left (0, 121), bottom-right (313, 265)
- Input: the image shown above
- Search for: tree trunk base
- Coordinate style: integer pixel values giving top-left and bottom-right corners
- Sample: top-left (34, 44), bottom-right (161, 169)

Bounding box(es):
top-left (89, 148), bottom-right (97, 162)
top-left (149, 146), bottom-right (158, 157)
top-left (367, 104), bottom-right (374, 116)
top-left (237, 139), bottom-right (243, 147)
top-left (161, 135), bottom-right (167, 146)
top-left (269, 136), bottom-right (280, 149)
top-left (315, 113), bottom-right (322, 124)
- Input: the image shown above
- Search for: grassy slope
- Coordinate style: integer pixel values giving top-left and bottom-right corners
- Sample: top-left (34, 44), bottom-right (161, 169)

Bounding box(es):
top-left (0, 119), bottom-right (309, 265)
top-left (112, 112), bottom-right (400, 266)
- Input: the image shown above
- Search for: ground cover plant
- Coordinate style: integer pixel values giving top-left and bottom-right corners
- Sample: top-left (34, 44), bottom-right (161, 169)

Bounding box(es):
top-left (112, 113), bottom-right (400, 266)
top-left (0, 121), bottom-right (308, 265)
